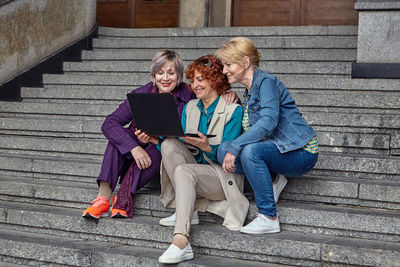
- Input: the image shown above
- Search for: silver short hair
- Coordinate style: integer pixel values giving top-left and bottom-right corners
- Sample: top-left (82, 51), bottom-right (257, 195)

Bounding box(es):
top-left (150, 50), bottom-right (184, 85)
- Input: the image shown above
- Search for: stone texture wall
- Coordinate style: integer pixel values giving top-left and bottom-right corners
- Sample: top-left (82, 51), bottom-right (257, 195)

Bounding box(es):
top-left (356, 0), bottom-right (400, 63)
top-left (0, 0), bottom-right (96, 84)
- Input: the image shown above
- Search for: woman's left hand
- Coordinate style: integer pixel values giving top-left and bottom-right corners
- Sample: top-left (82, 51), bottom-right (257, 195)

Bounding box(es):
top-left (222, 91), bottom-right (239, 104)
top-left (222, 152), bottom-right (236, 173)
top-left (181, 132), bottom-right (212, 153)
top-left (135, 130), bottom-right (159, 145)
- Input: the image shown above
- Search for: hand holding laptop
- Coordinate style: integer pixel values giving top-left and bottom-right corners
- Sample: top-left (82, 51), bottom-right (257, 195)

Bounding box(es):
top-left (181, 131), bottom-right (213, 153)
top-left (127, 93), bottom-right (215, 138)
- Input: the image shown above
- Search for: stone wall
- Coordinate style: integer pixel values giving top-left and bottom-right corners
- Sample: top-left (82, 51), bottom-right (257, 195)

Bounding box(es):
top-left (0, 0), bottom-right (96, 85)
top-left (356, 0), bottom-right (400, 63)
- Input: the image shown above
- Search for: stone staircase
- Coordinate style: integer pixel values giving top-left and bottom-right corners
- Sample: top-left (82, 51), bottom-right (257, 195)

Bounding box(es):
top-left (0, 26), bottom-right (399, 266)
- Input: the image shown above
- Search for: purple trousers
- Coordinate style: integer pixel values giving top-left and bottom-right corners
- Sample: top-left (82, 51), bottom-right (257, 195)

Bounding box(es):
top-left (97, 141), bottom-right (161, 216)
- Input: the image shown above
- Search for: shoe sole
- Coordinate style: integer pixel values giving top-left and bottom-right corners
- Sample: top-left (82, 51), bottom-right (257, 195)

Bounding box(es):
top-left (158, 252), bottom-right (194, 264)
top-left (82, 212), bottom-right (109, 220)
top-left (240, 227), bottom-right (280, 234)
top-left (274, 178), bottom-right (288, 203)
top-left (111, 212), bottom-right (128, 218)
top-left (159, 218), bottom-right (199, 227)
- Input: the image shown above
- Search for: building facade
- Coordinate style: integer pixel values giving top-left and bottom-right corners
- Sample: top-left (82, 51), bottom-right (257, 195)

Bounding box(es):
top-left (96, 0), bottom-right (358, 28)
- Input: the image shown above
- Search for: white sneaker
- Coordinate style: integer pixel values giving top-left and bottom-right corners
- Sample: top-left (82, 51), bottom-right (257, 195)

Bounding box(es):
top-left (159, 210), bottom-right (199, 227)
top-left (273, 174), bottom-right (287, 203)
top-left (240, 213), bottom-right (280, 234)
top-left (158, 243), bottom-right (194, 264)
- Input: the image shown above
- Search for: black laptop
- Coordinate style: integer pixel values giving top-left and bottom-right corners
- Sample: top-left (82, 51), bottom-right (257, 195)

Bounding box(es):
top-left (127, 93), bottom-right (215, 138)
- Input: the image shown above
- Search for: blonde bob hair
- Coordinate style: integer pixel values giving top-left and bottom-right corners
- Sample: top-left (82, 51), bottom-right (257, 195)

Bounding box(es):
top-left (215, 37), bottom-right (261, 69)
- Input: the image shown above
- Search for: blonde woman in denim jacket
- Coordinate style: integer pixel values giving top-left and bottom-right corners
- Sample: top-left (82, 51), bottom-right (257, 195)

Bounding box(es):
top-left (215, 37), bottom-right (319, 234)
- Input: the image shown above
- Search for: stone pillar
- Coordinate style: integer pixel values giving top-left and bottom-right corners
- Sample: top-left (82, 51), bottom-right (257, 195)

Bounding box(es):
top-left (179, 0), bottom-right (208, 27)
top-left (352, 0), bottom-right (400, 78)
top-left (179, 0), bottom-right (232, 27)
top-left (209, 0), bottom-right (232, 27)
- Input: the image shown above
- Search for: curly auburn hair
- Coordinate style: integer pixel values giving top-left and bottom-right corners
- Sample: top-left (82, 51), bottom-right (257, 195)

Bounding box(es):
top-left (185, 55), bottom-right (231, 95)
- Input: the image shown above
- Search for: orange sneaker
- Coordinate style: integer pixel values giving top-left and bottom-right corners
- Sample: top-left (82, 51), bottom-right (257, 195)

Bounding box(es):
top-left (110, 195), bottom-right (128, 218)
top-left (82, 196), bottom-right (110, 219)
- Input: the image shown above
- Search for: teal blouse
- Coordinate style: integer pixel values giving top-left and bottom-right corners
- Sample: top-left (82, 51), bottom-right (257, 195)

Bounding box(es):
top-left (181, 96), bottom-right (243, 164)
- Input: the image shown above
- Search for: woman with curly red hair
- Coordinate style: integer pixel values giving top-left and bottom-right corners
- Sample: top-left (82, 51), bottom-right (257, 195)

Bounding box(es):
top-left (157, 55), bottom-right (249, 264)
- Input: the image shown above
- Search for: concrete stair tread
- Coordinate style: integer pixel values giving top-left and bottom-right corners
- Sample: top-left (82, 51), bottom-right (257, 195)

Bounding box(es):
top-left (0, 152), bottom-right (101, 179)
top-left (0, 131), bottom-right (393, 158)
top-left (1, 150), bottom-right (400, 182)
top-left (0, 228), bottom-right (280, 267)
top-left (1, 110), bottom-right (397, 152)
top-left (92, 36), bottom-right (357, 49)
top-left (1, 176), bottom-right (399, 241)
top-left (2, 100), bottom-right (400, 130)
top-left (62, 60), bottom-right (352, 75)
top-left (41, 72), bottom-right (400, 92)
top-left (0, 151), bottom-right (100, 164)
top-left (0, 117), bottom-right (103, 136)
top-left (0, 101), bottom-right (113, 117)
top-left (1, 172), bottom-right (399, 203)
top-left (21, 85), bottom-right (400, 110)
top-left (0, 201), bottom-right (399, 266)
top-left (2, 172), bottom-right (400, 204)
top-left (0, 134), bottom-right (106, 157)
top-left (97, 25), bottom-right (358, 37)
top-left (82, 48), bottom-right (356, 62)
top-left (1, 169), bottom-right (399, 211)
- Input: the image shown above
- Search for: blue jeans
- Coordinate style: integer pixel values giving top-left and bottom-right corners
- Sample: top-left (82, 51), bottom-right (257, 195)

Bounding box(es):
top-left (218, 140), bottom-right (318, 218)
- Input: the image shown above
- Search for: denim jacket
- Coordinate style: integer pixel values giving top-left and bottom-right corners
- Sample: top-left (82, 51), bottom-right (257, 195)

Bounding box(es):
top-left (227, 69), bottom-right (315, 156)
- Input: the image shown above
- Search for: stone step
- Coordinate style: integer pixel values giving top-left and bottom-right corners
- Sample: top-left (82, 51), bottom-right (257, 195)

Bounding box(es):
top-left (4, 115), bottom-right (392, 156)
top-left (0, 128), bottom-right (392, 160)
top-left (21, 85), bottom-right (400, 111)
top-left (1, 172), bottom-right (399, 214)
top-left (92, 36), bottom-right (357, 49)
top-left (0, 117), bottom-right (103, 138)
top-left (312, 152), bottom-right (400, 181)
top-left (22, 85), bottom-right (131, 101)
top-left (42, 72), bottom-right (400, 92)
top-left (0, 101), bottom-right (113, 118)
top-left (82, 48), bottom-right (357, 62)
top-left (0, 201), bottom-right (399, 267)
top-left (2, 101), bottom-right (399, 132)
top-left (0, 134), bottom-right (400, 181)
top-left (285, 175), bottom-right (400, 210)
top-left (0, 134), bottom-right (106, 159)
top-left (0, 228), bottom-right (277, 267)
top-left (303, 110), bottom-right (400, 129)
top-left (98, 25), bottom-right (358, 37)
top-left (0, 103), bottom-right (396, 137)
top-left (0, 153), bottom-right (100, 180)
top-left (63, 60), bottom-right (352, 75)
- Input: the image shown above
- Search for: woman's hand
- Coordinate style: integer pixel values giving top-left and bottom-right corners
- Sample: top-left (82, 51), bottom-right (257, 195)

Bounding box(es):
top-left (130, 146), bottom-right (152, 170)
top-left (181, 132), bottom-right (212, 153)
top-left (135, 130), bottom-right (159, 145)
top-left (222, 91), bottom-right (239, 104)
top-left (222, 152), bottom-right (236, 173)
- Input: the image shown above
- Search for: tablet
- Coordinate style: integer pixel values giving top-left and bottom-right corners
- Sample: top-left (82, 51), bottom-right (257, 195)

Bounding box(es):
top-left (127, 93), bottom-right (216, 138)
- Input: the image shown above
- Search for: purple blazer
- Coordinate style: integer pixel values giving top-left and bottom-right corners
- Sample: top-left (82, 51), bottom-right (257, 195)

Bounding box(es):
top-left (101, 82), bottom-right (194, 155)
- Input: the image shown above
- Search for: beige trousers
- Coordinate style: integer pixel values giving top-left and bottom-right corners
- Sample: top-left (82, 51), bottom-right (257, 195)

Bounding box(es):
top-left (161, 138), bottom-right (226, 236)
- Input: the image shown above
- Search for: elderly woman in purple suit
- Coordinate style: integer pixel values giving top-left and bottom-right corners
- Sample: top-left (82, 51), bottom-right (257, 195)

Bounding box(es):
top-left (82, 50), bottom-right (194, 219)
top-left (82, 50), bottom-right (237, 220)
